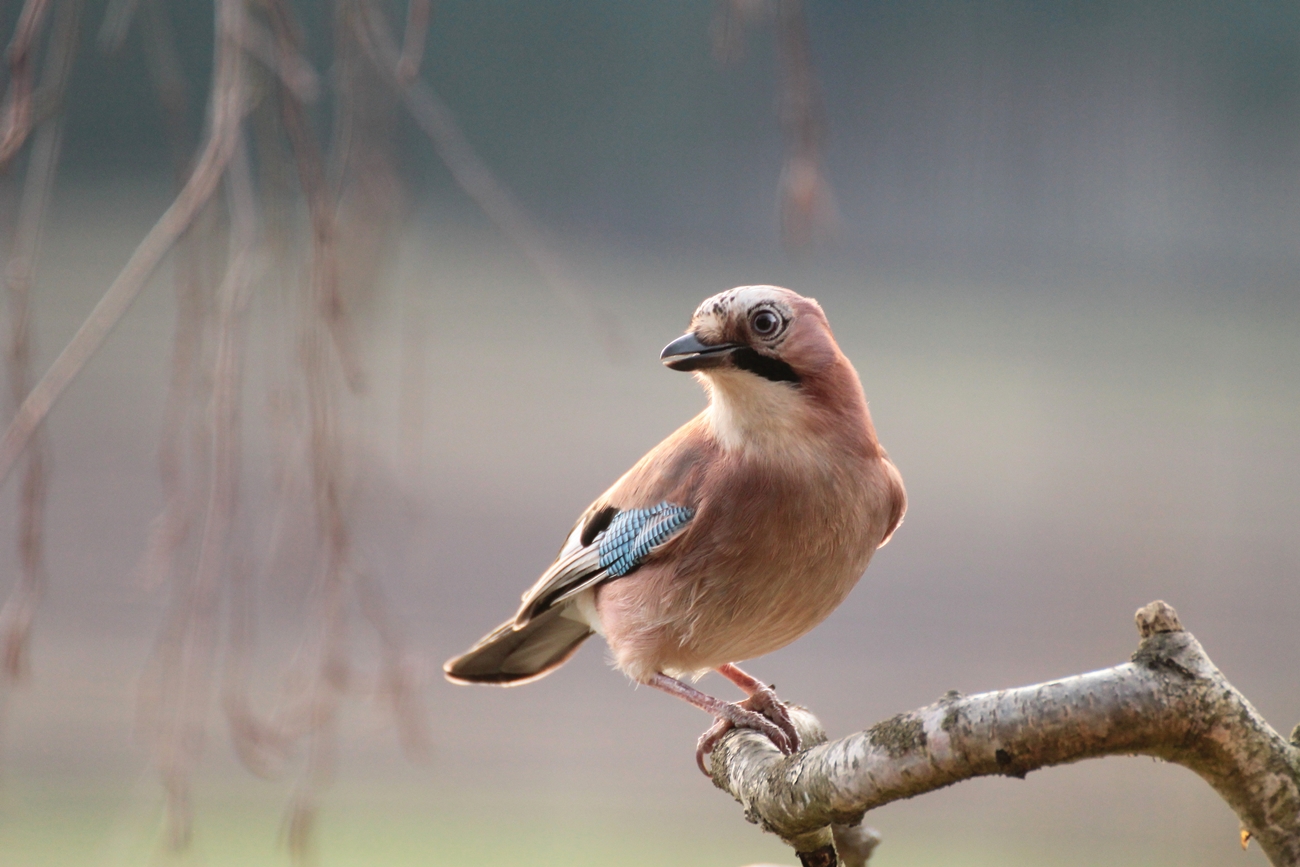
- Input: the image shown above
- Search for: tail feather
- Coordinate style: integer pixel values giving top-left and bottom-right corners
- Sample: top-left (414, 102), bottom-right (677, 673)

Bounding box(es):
top-left (444, 606), bottom-right (594, 686)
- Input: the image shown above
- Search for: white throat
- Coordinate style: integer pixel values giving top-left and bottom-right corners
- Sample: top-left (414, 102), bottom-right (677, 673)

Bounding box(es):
top-left (701, 369), bottom-right (812, 456)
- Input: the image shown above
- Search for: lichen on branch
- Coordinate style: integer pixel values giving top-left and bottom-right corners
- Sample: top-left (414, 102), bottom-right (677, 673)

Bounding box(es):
top-left (708, 601), bottom-right (1300, 867)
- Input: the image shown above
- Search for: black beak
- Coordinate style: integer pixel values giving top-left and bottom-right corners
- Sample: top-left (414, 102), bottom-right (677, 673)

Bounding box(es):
top-left (660, 332), bottom-right (740, 372)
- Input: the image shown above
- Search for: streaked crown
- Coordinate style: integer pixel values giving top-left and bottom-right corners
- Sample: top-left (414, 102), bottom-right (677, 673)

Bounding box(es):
top-left (661, 285), bottom-right (838, 385)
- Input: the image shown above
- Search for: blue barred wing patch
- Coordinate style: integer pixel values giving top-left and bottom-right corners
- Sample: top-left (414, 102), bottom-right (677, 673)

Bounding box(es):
top-left (596, 503), bottom-right (694, 577)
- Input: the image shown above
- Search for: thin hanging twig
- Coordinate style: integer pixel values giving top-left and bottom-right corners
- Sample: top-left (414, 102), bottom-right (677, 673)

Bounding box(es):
top-left (161, 127), bottom-right (258, 851)
top-left (271, 1), bottom-right (428, 774)
top-left (137, 0), bottom-right (191, 165)
top-left (774, 0), bottom-right (837, 250)
top-left (4, 1), bottom-right (432, 857)
top-left (0, 0), bottom-right (252, 491)
top-left (0, 0), bottom-right (79, 681)
top-left (272, 0), bottom-right (430, 766)
top-left (354, 568), bottom-right (429, 758)
top-left (709, 0), bottom-right (769, 66)
top-left (132, 0), bottom-right (255, 846)
top-left (234, 13), bottom-right (319, 104)
top-left (284, 169), bottom-right (352, 867)
top-left (258, 6), bottom-right (375, 857)
top-left (0, 0), bottom-right (53, 167)
top-left (96, 0), bottom-right (142, 55)
top-left (395, 0), bottom-right (429, 84)
top-left (267, 0), bottom-right (365, 393)
top-left (354, 1), bottom-right (625, 361)
top-left (135, 0), bottom-right (214, 597)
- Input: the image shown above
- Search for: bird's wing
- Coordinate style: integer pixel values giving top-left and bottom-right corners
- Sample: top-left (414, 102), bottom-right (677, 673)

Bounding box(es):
top-left (512, 412), bottom-right (713, 628)
top-left (512, 501), bottom-right (694, 628)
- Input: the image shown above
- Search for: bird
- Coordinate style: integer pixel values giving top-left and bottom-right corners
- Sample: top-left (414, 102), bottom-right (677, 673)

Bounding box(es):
top-left (444, 285), bottom-right (906, 774)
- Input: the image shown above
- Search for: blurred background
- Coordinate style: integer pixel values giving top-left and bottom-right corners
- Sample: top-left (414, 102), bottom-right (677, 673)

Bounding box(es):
top-left (1, 1), bottom-right (1298, 865)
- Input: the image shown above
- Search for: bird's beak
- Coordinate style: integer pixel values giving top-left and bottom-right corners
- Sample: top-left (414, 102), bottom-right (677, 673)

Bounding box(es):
top-left (660, 332), bottom-right (740, 372)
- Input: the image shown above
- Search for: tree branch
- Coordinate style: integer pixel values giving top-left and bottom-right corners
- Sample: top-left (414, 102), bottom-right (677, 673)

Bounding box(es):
top-left (0, 0), bottom-right (80, 682)
top-left (708, 601), bottom-right (1300, 867)
top-left (0, 0), bottom-right (250, 490)
top-left (354, 1), bottom-right (625, 362)
top-left (0, 0), bottom-right (53, 167)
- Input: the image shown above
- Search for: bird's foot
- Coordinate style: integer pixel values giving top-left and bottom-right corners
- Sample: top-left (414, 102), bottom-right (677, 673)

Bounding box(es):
top-left (746, 683), bottom-right (800, 751)
top-left (694, 685), bottom-right (800, 776)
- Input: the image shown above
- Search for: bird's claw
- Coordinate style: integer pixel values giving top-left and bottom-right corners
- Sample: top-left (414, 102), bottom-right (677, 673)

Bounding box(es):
top-left (746, 684), bottom-right (800, 752)
top-left (695, 718), bottom-right (738, 775)
top-left (694, 687), bottom-right (800, 776)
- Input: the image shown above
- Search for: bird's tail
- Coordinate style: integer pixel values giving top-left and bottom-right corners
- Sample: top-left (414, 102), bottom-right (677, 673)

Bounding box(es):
top-left (443, 606), bottom-right (594, 686)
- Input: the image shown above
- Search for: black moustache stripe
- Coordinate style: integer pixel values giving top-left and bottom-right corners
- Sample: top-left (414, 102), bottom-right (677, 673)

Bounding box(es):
top-left (730, 347), bottom-right (801, 385)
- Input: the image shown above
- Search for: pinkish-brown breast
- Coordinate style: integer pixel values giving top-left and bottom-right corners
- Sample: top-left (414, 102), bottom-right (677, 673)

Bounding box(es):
top-left (594, 415), bottom-right (903, 681)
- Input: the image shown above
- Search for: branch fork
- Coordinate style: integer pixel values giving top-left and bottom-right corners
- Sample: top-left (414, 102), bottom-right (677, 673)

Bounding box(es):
top-left (708, 601), bottom-right (1300, 867)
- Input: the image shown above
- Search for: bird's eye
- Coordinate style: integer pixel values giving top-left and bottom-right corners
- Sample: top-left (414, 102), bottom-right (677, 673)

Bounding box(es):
top-left (750, 309), bottom-right (782, 337)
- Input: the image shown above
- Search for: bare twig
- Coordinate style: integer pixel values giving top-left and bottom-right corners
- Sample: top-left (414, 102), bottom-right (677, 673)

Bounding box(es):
top-left (354, 568), bottom-right (429, 759)
top-left (221, 555), bottom-right (290, 778)
top-left (267, 0), bottom-right (365, 393)
top-left (708, 601), bottom-right (1300, 867)
top-left (142, 123), bottom-right (258, 852)
top-left (137, 0), bottom-right (191, 164)
top-left (282, 241), bottom-right (352, 867)
top-left (323, 0), bottom-right (410, 396)
top-left (355, 1), bottom-right (625, 361)
top-left (127, 0), bottom-right (252, 850)
top-left (0, 0), bottom-right (252, 491)
top-left (96, 0), bottom-right (142, 54)
top-left (330, 0), bottom-right (429, 762)
top-left (235, 13), bottom-right (319, 104)
top-left (0, 0), bottom-right (79, 681)
top-left (0, 0), bottom-right (53, 167)
top-left (6, 0), bottom-right (428, 855)
top-left (241, 10), bottom-right (379, 857)
top-left (710, 0), bottom-right (769, 66)
top-left (395, 0), bottom-right (429, 84)
top-left (135, 0), bottom-right (214, 598)
top-left (774, 0), bottom-right (837, 250)
top-left (396, 265), bottom-right (427, 480)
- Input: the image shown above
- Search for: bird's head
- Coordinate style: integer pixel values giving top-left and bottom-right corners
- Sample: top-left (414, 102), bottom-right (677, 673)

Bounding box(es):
top-left (661, 286), bottom-right (866, 452)
top-left (660, 285), bottom-right (840, 385)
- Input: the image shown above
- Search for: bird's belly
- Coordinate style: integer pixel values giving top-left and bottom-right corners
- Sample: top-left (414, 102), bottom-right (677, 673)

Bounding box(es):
top-left (683, 548), bottom-right (872, 667)
top-left (596, 528), bottom-right (876, 681)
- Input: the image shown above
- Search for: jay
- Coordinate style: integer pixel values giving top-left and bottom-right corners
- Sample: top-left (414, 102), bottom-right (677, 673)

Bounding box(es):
top-left (445, 286), bottom-right (906, 773)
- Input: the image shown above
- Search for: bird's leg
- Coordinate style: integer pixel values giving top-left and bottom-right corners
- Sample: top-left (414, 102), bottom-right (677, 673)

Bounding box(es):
top-left (716, 662), bottom-right (799, 744)
top-left (716, 661), bottom-right (767, 695)
top-left (647, 672), bottom-right (796, 775)
top-left (699, 663), bottom-right (800, 767)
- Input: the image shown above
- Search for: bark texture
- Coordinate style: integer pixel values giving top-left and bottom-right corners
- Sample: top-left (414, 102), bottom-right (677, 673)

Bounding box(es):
top-left (709, 601), bottom-right (1300, 866)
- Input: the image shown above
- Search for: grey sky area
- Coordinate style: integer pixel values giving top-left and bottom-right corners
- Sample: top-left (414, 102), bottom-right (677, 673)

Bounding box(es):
top-left (1, 2), bottom-right (1298, 866)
